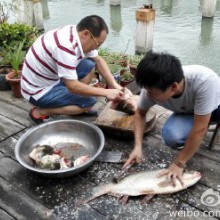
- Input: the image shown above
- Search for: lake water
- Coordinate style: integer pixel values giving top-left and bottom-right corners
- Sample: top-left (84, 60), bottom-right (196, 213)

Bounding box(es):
top-left (20, 0), bottom-right (220, 73)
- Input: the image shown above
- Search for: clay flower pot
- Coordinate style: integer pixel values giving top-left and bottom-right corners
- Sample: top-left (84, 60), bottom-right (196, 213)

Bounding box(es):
top-left (6, 71), bottom-right (22, 98)
top-left (120, 68), bottom-right (134, 87)
top-left (129, 64), bottom-right (137, 76)
top-left (120, 78), bottom-right (134, 87)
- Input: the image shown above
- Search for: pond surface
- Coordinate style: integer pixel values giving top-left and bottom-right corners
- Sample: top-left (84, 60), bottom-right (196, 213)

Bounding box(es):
top-left (25, 0), bottom-right (220, 73)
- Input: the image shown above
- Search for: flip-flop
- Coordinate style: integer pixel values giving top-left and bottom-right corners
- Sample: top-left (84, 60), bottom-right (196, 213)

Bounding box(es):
top-left (29, 107), bottom-right (49, 124)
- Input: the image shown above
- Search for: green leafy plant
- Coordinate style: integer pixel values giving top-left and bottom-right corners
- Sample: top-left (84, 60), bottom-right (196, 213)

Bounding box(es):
top-left (121, 70), bottom-right (134, 81)
top-left (2, 39), bottom-right (25, 77)
top-left (109, 63), bottom-right (120, 74)
top-left (98, 48), bottom-right (110, 58)
top-left (129, 54), bottom-right (143, 67)
top-left (0, 23), bottom-right (39, 52)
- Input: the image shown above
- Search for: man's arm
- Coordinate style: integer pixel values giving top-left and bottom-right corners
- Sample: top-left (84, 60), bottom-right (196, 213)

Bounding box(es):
top-left (158, 113), bottom-right (211, 186)
top-left (175, 113), bottom-right (211, 165)
top-left (64, 78), bottom-right (123, 101)
top-left (123, 107), bottom-right (149, 168)
top-left (93, 55), bottom-right (122, 90)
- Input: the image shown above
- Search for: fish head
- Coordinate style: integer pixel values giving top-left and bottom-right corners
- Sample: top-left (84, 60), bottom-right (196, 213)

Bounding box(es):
top-left (182, 170), bottom-right (202, 187)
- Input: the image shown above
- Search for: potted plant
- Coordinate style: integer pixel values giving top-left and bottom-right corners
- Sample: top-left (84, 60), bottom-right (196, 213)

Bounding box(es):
top-left (120, 69), bottom-right (134, 87)
top-left (129, 54), bottom-right (144, 75)
top-left (109, 63), bottom-right (121, 84)
top-left (3, 39), bottom-right (25, 98)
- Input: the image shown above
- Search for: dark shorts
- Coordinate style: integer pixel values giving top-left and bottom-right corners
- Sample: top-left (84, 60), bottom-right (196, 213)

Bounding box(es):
top-left (29, 58), bottom-right (96, 109)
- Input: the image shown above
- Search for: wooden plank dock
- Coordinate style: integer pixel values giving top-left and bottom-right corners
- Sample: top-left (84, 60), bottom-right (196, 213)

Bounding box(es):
top-left (0, 90), bottom-right (220, 220)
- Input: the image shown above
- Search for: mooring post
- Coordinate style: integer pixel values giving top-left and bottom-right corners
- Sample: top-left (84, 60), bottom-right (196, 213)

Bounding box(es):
top-left (135, 5), bottom-right (155, 54)
top-left (41, 0), bottom-right (50, 19)
top-left (202, 0), bottom-right (217, 18)
top-left (110, 5), bottom-right (122, 33)
top-left (18, 0), bottom-right (44, 30)
top-left (110, 0), bottom-right (121, 6)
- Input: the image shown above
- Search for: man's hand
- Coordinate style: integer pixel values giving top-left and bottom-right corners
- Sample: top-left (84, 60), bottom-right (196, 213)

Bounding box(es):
top-left (105, 89), bottom-right (124, 101)
top-left (123, 147), bottom-right (143, 169)
top-left (123, 87), bottom-right (133, 97)
top-left (156, 162), bottom-right (185, 187)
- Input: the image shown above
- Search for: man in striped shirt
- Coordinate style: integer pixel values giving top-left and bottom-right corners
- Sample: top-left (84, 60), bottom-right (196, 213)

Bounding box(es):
top-left (21, 15), bottom-right (130, 124)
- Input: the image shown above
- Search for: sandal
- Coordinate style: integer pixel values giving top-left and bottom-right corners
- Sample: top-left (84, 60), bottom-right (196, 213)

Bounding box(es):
top-left (29, 107), bottom-right (49, 124)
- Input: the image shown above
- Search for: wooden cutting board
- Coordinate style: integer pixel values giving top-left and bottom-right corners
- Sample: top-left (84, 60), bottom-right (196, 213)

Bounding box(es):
top-left (94, 100), bottom-right (156, 134)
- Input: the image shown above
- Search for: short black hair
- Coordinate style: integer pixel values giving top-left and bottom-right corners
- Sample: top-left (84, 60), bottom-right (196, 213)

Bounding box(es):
top-left (135, 52), bottom-right (184, 91)
top-left (76, 15), bottom-right (109, 37)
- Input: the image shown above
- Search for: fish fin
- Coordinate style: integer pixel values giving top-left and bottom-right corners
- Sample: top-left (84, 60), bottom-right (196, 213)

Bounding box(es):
top-left (141, 194), bottom-right (155, 204)
top-left (119, 195), bottom-right (130, 204)
top-left (76, 183), bottom-right (114, 206)
top-left (157, 179), bottom-right (173, 188)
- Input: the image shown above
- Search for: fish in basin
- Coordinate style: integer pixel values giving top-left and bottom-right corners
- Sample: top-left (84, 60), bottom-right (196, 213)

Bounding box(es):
top-left (29, 145), bottom-right (90, 170)
top-left (29, 145), bottom-right (54, 164)
top-left (78, 169), bottom-right (201, 205)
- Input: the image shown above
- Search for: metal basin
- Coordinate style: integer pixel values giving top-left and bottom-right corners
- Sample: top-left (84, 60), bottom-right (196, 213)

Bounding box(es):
top-left (15, 119), bottom-right (105, 178)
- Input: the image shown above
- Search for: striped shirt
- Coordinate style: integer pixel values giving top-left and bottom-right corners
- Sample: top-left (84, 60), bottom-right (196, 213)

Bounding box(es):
top-left (21, 25), bottom-right (98, 100)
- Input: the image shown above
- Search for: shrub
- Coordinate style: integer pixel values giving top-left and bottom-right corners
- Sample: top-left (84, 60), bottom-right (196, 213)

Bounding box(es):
top-left (0, 22), bottom-right (40, 51)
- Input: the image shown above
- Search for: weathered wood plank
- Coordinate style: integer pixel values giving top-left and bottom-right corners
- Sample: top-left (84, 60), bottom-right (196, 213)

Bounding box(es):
top-left (0, 99), bottom-right (31, 127)
top-left (0, 115), bottom-right (25, 141)
top-left (174, 184), bottom-right (220, 219)
top-left (54, 203), bottom-right (107, 220)
top-left (0, 156), bottom-right (84, 208)
top-left (0, 208), bottom-right (16, 220)
top-left (13, 128), bottom-right (31, 140)
top-left (0, 176), bottom-right (58, 220)
top-left (0, 156), bottom-right (108, 219)
top-left (0, 137), bottom-right (17, 157)
top-left (0, 91), bottom-right (31, 111)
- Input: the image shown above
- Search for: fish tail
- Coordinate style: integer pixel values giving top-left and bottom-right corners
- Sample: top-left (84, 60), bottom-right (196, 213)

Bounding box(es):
top-left (76, 183), bottom-right (113, 206)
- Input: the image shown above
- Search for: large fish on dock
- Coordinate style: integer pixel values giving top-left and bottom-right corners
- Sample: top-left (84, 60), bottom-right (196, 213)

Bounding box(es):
top-left (78, 169), bottom-right (201, 204)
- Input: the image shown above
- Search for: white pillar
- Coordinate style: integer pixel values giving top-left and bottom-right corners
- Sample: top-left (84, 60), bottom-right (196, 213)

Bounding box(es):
top-left (17, 0), bottom-right (44, 30)
top-left (200, 17), bottom-right (214, 45)
top-left (41, 0), bottom-right (50, 19)
top-left (110, 5), bottom-right (122, 33)
top-left (202, 0), bottom-right (217, 18)
top-left (135, 7), bottom-right (155, 54)
top-left (110, 0), bottom-right (121, 6)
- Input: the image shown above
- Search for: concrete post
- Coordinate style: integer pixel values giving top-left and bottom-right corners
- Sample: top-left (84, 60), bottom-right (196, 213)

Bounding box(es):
top-left (41, 0), bottom-right (50, 19)
top-left (200, 17), bottom-right (214, 45)
top-left (110, 5), bottom-right (122, 34)
top-left (110, 0), bottom-right (121, 6)
top-left (202, 0), bottom-right (217, 18)
top-left (135, 6), bottom-right (155, 54)
top-left (17, 0), bottom-right (44, 30)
